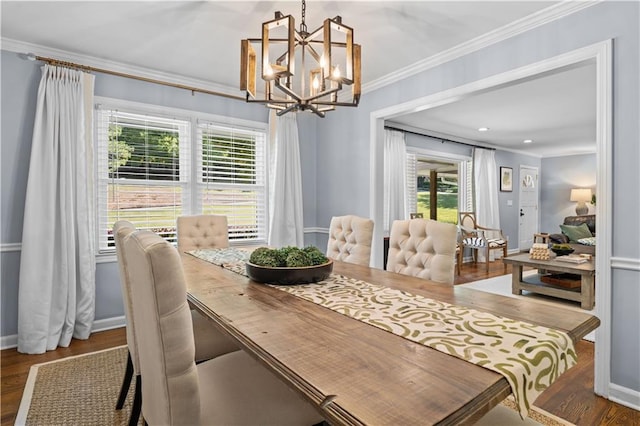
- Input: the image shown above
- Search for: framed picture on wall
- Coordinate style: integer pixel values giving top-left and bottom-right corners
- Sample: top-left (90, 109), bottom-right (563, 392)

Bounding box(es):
top-left (500, 167), bottom-right (513, 192)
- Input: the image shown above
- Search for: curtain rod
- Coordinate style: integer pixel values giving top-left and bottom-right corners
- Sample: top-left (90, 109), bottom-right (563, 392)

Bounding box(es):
top-left (27, 54), bottom-right (246, 102)
top-left (384, 125), bottom-right (495, 151)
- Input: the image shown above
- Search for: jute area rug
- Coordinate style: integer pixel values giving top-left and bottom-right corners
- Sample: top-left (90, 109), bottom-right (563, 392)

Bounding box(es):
top-left (15, 345), bottom-right (573, 425)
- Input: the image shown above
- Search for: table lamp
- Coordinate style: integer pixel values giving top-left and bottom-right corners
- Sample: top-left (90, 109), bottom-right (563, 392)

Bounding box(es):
top-left (570, 188), bottom-right (592, 215)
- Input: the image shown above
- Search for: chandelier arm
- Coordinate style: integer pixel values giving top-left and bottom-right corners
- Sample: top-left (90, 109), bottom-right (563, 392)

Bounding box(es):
top-left (274, 81), bottom-right (303, 102)
top-left (301, 102), bottom-right (326, 118)
top-left (239, 0), bottom-right (359, 117)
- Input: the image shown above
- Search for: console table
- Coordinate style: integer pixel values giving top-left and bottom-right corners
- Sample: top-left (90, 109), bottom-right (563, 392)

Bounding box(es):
top-left (503, 253), bottom-right (596, 310)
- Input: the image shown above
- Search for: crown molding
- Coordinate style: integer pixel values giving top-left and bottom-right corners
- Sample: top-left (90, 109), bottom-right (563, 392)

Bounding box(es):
top-left (362, 1), bottom-right (601, 94)
top-left (1, 38), bottom-right (241, 99)
top-left (2, 2), bottom-right (599, 101)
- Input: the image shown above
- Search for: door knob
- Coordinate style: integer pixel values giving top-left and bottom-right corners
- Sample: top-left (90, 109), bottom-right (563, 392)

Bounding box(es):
top-left (520, 209), bottom-right (525, 217)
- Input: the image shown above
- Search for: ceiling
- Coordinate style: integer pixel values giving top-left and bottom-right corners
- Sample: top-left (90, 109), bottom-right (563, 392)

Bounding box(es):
top-left (1, 1), bottom-right (596, 157)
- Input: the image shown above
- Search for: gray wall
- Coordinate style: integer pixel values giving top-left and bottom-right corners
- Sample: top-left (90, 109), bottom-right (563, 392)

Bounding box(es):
top-left (311, 1), bottom-right (640, 398)
top-left (1, 0), bottom-right (638, 403)
top-left (540, 153), bottom-right (597, 233)
top-left (0, 49), bottom-right (273, 336)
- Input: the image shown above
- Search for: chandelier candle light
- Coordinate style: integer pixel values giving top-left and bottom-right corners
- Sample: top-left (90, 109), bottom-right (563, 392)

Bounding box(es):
top-left (240, 0), bottom-right (361, 117)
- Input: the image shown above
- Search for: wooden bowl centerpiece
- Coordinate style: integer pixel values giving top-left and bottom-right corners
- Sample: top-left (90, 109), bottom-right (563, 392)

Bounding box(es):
top-left (551, 244), bottom-right (575, 256)
top-left (246, 246), bottom-right (333, 285)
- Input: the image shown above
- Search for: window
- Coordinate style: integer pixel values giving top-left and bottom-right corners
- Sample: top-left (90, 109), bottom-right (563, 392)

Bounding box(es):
top-left (405, 150), bottom-right (472, 224)
top-left (96, 100), bottom-right (268, 252)
top-left (197, 122), bottom-right (267, 242)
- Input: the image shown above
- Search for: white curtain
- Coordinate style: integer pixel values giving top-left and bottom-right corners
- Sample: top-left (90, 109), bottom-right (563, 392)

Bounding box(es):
top-left (18, 65), bottom-right (95, 354)
top-left (473, 148), bottom-right (501, 262)
top-left (383, 129), bottom-right (407, 232)
top-left (268, 112), bottom-right (304, 247)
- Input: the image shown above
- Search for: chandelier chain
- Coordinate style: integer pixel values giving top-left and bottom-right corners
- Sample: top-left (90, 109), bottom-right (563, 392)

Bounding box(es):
top-left (300, 0), bottom-right (307, 34)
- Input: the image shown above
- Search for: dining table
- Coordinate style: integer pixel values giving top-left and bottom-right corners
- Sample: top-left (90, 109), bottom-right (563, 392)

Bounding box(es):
top-left (182, 250), bottom-right (600, 426)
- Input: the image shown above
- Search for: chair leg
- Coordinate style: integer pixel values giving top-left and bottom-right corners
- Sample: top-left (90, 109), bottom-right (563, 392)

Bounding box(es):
top-left (129, 374), bottom-right (142, 426)
top-left (485, 248), bottom-right (490, 274)
top-left (116, 350), bottom-right (134, 410)
top-left (503, 246), bottom-right (508, 271)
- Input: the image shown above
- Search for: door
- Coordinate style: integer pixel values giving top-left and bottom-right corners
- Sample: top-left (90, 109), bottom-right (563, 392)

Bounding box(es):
top-left (518, 166), bottom-right (539, 251)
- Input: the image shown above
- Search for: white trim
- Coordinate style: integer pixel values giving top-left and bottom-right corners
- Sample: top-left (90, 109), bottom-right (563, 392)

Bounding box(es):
top-left (94, 96), bottom-right (266, 132)
top-left (610, 257), bottom-right (640, 271)
top-left (96, 253), bottom-right (117, 264)
top-left (370, 39), bottom-right (613, 400)
top-left (609, 383), bottom-right (640, 412)
top-left (304, 227), bottom-right (329, 234)
top-left (1, 38), bottom-right (240, 99)
top-left (0, 334), bottom-right (18, 350)
top-left (0, 243), bottom-right (21, 252)
top-left (1, 2), bottom-right (599, 102)
top-left (0, 317), bottom-right (126, 350)
top-left (593, 39), bottom-right (613, 399)
top-left (362, 2), bottom-right (600, 94)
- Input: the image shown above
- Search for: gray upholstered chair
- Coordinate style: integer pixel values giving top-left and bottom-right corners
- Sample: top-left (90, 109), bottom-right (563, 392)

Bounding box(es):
top-left (458, 211), bottom-right (508, 273)
top-left (326, 215), bottom-right (374, 266)
top-left (113, 221), bottom-right (238, 425)
top-left (386, 218), bottom-right (458, 284)
top-left (123, 229), bottom-right (323, 425)
top-left (177, 214), bottom-right (229, 252)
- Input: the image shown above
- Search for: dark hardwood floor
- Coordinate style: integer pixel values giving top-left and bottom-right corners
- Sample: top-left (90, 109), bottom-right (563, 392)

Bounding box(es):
top-left (1, 260), bottom-right (637, 425)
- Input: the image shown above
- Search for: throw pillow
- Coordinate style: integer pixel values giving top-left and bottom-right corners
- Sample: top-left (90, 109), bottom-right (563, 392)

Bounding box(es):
top-left (577, 236), bottom-right (597, 246)
top-left (559, 222), bottom-right (593, 242)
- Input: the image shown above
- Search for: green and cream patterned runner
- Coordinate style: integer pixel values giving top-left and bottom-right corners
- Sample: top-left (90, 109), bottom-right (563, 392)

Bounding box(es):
top-left (188, 248), bottom-right (577, 419)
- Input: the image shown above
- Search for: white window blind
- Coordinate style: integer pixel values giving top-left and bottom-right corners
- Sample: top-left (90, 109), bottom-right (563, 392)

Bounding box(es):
top-left (405, 153), bottom-right (417, 217)
top-left (96, 108), bottom-right (190, 250)
top-left (196, 121), bottom-right (268, 242)
top-left (462, 160), bottom-right (474, 213)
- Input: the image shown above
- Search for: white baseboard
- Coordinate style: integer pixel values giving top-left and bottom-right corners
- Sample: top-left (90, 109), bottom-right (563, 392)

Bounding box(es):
top-left (609, 383), bottom-right (640, 412)
top-left (0, 334), bottom-right (17, 350)
top-left (0, 316), bottom-right (126, 350)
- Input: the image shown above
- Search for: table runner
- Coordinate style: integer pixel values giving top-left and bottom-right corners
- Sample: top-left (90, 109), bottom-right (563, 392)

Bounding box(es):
top-left (188, 248), bottom-right (577, 418)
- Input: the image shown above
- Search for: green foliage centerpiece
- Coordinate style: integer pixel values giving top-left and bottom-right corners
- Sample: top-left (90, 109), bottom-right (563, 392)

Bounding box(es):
top-left (246, 246), bottom-right (333, 285)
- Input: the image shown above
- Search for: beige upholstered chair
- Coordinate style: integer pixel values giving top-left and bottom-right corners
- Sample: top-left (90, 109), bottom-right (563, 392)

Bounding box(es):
top-left (326, 215), bottom-right (374, 266)
top-left (177, 214), bottom-right (229, 252)
top-left (458, 212), bottom-right (508, 273)
top-left (123, 230), bottom-right (323, 425)
top-left (386, 218), bottom-right (458, 284)
top-left (113, 221), bottom-right (238, 425)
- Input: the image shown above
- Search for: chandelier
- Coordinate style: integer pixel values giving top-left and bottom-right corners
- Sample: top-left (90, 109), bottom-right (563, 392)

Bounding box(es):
top-left (240, 0), bottom-right (361, 117)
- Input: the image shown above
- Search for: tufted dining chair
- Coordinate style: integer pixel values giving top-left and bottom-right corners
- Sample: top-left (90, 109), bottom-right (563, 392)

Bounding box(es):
top-left (326, 215), bottom-right (374, 266)
top-left (177, 214), bottom-right (229, 252)
top-left (458, 212), bottom-right (508, 273)
top-left (386, 218), bottom-right (458, 284)
top-left (123, 229), bottom-right (324, 425)
top-left (113, 221), bottom-right (238, 425)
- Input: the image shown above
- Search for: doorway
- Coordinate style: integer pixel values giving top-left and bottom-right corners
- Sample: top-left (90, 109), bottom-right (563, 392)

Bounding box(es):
top-left (369, 40), bottom-right (612, 396)
top-left (518, 166), bottom-right (539, 251)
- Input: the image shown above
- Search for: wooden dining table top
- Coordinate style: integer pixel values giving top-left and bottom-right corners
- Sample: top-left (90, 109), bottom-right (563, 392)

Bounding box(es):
top-left (182, 252), bottom-right (600, 426)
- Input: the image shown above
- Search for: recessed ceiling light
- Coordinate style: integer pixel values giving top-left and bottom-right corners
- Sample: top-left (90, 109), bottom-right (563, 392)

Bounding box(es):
top-left (523, 139), bottom-right (533, 144)
top-left (478, 127), bottom-right (489, 132)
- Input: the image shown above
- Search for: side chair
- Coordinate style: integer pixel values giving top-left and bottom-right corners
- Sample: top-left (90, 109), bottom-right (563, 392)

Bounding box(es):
top-left (123, 229), bottom-right (324, 425)
top-left (386, 218), bottom-right (458, 284)
top-left (326, 215), bottom-right (374, 266)
top-left (176, 214), bottom-right (229, 252)
top-left (113, 221), bottom-right (238, 426)
top-left (458, 211), bottom-right (508, 273)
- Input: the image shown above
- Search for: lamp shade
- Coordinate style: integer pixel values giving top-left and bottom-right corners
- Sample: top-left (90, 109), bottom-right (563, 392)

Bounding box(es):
top-left (570, 188), bottom-right (592, 202)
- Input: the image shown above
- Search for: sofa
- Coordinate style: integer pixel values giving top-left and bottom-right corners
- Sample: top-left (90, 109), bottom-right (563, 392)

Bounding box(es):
top-left (549, 215), bottom-right (596, 255)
